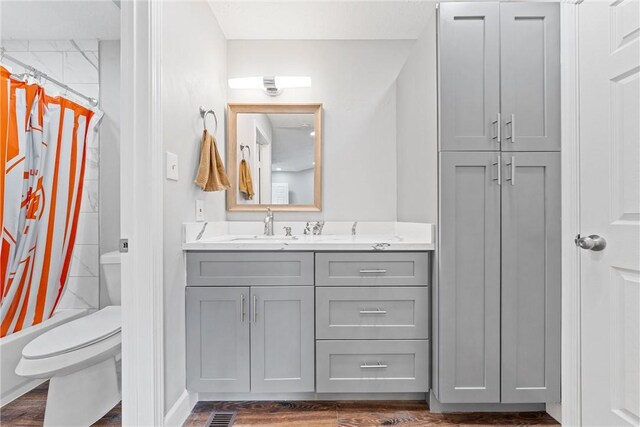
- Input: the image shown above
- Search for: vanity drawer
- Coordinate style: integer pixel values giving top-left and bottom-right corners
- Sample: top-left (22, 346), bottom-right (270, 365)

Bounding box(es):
top-left (316, 287), bottom-right (429, 339)
top-left (316, 340), bottom-right (429, 393)
top-left (186, 252), bottom-right (314, 285)
top-left (315, 252), bottom-right (429, 286)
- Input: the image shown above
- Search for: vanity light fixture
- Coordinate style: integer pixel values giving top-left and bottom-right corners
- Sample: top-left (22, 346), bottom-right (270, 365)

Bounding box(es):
top-left (228, 76), bottom-right (311, 97)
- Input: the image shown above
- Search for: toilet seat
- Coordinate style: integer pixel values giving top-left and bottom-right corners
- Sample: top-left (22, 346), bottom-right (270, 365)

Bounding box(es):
top-left (23, 306), bottom-right (121, 360)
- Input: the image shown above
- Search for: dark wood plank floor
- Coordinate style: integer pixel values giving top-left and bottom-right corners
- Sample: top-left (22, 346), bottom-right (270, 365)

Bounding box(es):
top-left (2, 384), bottom-right (560, 427)
top-left (0, 381), bottom-right (121, 427)
top-left (184, 400), bottom-right (560, 427)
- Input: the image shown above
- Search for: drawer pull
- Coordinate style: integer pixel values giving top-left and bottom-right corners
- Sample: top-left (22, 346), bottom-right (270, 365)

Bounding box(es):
top-left (359, 269), bottom-right (387, 274)
top-left (360, 362), bottom-right (388, 369)
top-left (359, 308), bottom-right (387, 315)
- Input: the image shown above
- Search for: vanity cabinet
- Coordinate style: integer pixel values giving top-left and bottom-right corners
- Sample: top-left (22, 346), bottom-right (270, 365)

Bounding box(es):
top-left (186, 251), bottom-right (431, 397)
top-left (315, 252), bottom-right (430, 394)
top-left (439, 2), bottom-right (560, 152)
top-left (437, 151), bottom-right (560, 403)
top-left (186, 252), bottom-right (315, 393)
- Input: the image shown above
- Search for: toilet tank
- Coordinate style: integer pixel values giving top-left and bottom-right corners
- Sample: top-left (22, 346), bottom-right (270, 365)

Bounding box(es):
top-left (100, 251), bottom-right (121, 306)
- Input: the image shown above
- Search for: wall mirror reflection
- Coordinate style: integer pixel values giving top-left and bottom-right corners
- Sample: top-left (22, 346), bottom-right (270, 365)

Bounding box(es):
top-left (227, 103), bottom-right (322, 211)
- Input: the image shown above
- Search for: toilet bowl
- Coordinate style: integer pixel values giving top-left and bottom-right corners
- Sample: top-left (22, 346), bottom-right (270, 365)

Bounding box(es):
top-left (16, 251), bottom-right (122, 427)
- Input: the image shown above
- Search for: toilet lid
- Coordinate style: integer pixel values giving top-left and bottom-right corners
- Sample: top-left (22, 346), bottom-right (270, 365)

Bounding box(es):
top-left (23, 306), bottom-right (121, 359)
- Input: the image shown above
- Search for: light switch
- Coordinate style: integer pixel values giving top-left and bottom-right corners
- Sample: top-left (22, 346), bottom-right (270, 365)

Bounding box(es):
top-left (195, 199), bottom-right (205, 222)
top-left (166, 152), bottom-right (179, 181)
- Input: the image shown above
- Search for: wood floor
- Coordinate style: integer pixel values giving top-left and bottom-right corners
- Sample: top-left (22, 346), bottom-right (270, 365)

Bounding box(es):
top-left (0, 381), bottom-right (121, 427)
top-left (2, 383), bottom-right (560, 427)
top-left (183, 400), bottom-right (560, 427)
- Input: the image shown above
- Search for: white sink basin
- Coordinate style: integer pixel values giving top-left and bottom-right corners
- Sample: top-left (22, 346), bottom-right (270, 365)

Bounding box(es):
top-left (226, 235), bottom-right (299, 242)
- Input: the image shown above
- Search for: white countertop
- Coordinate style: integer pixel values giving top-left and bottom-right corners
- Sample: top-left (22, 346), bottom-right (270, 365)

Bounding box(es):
top-left (182, 221), bottom-right (435, 251)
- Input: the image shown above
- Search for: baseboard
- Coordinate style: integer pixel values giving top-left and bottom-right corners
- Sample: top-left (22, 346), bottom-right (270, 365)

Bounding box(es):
top-left (429, 390), bottom-right (546, 413)
top-left (198, 392), bottom-right (427, 401)
top-left (164, 389), bottom-right (198, 427)
top-left (546, 402), bottom-right (562, 423)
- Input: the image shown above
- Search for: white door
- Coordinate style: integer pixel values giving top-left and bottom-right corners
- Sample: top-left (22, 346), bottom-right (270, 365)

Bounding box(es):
top-left (272, 183), bottom-right (289, 205)
top-left (579, 1), bottom-right (640, 426)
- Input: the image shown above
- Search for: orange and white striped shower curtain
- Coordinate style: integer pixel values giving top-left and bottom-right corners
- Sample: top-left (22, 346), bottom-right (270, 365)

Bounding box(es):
top-left (0, 65), bottom-right (102, 337)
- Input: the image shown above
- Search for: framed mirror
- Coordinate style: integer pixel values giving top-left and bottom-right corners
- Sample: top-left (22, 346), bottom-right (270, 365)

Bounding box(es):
top-left (226, 103), bottom-right (322, 211)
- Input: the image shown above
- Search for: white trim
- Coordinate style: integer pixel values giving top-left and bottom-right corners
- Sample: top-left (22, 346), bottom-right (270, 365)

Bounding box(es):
top-left (164, 390), bottom-right (198, 427)
top-left (560, 2), bottom-right (582, 426)
top-left (120, 1), bottom-right (165, 425)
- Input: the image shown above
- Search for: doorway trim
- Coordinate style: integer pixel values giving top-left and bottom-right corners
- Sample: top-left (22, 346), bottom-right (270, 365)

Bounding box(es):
top-left (120, 1), bottom-right (165, 425)
top-left (560, 1), bottom-right (582, 426)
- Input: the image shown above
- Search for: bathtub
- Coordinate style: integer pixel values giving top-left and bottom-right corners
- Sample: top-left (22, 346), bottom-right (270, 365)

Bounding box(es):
top-left (0, 308), bottom-right (88, 406)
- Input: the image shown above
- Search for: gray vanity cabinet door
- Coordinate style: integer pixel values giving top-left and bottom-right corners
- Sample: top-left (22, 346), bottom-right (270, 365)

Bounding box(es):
top-left (500, 3), bottom-right (560, 152)
top-left (250, 286), bottom-right (315, 393)
top-left (438, 152), bottom-right (501, 403)
top-left (501, 152), bottom-right (560, 403)
top-left (439, 2), bottom-right (501, 151)
top-left (186, 287), bottom-right (250, 392)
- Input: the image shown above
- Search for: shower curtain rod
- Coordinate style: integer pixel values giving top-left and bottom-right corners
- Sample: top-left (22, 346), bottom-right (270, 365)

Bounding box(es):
top-left (0, 47), bottom-right (99, 107)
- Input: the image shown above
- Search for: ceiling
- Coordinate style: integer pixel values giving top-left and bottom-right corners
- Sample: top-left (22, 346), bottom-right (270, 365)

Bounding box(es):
top-left (1, 1), bottom-right (120, 40)
top-left (267, 113), bottom-right (315, 129)
top-left (268, 114), bottom-right (316, 172)
top-left (207, 1), bottom-right (435, 40)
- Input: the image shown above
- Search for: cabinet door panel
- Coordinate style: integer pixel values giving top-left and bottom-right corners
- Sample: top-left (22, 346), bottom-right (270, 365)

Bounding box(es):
top-left (438, 152), bottom-right (501, 402)
top-left (501, 152), bottom-right (560, 403)
top-left (251, 286), bottom-right (315, 393)
top-left (500, 3), bottom-right (560, 151)
top-left (186, 287), bottom-right (250, 392)
top-left (439, 2), bottom-right (501, 151)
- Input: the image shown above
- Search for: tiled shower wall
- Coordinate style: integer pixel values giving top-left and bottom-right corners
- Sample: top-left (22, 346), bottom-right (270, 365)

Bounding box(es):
top-left (2, 40), bottom-right (100, 310)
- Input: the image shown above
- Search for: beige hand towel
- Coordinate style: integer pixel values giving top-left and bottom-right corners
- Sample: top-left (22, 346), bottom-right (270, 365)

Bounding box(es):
top-left (239, 159), bottom-right (255, 200)
top-left (194, 130), bottom-right (230, 192)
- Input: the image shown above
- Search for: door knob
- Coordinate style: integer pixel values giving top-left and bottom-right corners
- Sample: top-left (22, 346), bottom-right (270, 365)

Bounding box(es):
top-left (575, 234), bottom-right (607, 251)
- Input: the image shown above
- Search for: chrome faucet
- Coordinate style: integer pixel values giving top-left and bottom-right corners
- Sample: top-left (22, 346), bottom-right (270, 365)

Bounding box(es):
top-left (304, 222), bottom-right (313, 235)
top-left (352, 221), bottom-right (358, 236)
top-left (264, 208), bottom-right (274, 236)
top-left (312, 221), bottom-right (325, 236)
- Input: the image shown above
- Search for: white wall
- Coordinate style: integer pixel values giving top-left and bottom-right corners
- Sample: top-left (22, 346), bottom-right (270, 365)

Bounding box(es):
top-left (98, 40), bottom-right (120, 307)
top-left (161, 0), bottom-right (227, 413)
top-left (2, 40), bottom-right (102, 310)
top-left (396, 4), bottom-right (438, 224)
top-left (227, 40), bottom-right (414, 221)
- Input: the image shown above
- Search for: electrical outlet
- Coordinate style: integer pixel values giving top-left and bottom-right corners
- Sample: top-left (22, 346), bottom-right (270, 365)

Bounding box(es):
top-left (166, 152), bottom-right (179, 181)
top-left (195, 199), bottom-right (205, 222)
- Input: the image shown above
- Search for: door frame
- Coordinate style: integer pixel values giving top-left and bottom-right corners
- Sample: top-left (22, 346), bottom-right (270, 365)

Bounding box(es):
top-left (560, 1), bottom-right (582, 425)
top-left (120, 1), bottom-right (165, 425)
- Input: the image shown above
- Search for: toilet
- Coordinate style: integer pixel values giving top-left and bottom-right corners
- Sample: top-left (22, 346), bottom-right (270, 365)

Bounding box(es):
top-left (16, 251), bottom-right (122, 427)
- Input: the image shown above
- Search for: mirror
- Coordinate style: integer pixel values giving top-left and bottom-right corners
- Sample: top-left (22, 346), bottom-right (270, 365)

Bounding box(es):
top-left (227, 103), bottom-right (322, 211)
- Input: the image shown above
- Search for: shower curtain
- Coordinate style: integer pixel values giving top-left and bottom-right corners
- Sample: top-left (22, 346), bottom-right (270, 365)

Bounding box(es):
top-left (0, 65), bottom-right (102, 337)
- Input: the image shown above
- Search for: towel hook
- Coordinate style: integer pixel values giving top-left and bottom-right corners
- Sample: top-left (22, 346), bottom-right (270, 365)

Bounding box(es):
top-left (199, 106), bottom-right (218, 135)
top-left (240, 144), bottom-right (250, 160)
